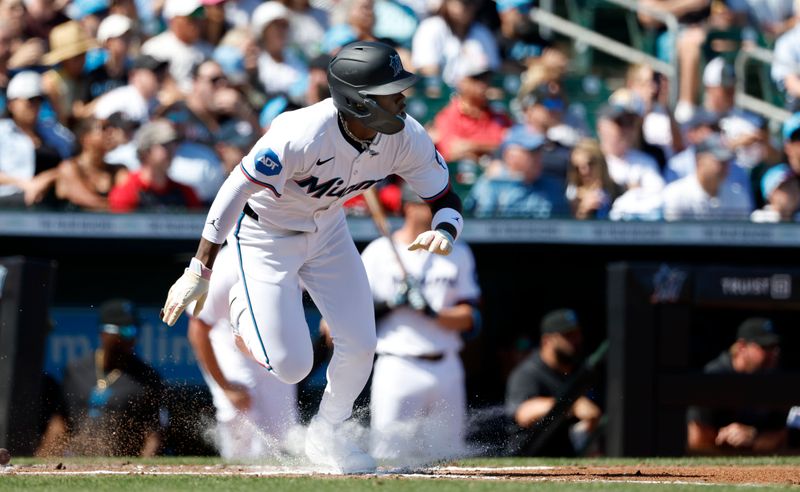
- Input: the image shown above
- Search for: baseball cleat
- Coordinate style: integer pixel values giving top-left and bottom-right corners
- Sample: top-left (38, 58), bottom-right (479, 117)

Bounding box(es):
top-left (305, 416), bottom-right (376, 474)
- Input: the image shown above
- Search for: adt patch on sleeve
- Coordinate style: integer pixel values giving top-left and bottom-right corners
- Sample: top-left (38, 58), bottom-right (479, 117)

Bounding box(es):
top-left (255, 148), bottom-right (283, 176)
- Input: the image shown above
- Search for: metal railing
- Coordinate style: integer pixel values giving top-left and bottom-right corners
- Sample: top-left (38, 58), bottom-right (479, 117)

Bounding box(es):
top-left (529, 1), bottom-right (679, 105)
top-left (734, 45), bottom-right (793, 123)
top-left (530, 1), bottom-right (793, 124)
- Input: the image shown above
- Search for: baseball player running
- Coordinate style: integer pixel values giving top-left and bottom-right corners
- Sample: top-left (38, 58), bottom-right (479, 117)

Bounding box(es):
top-left (160, 41), bottom-right (464, 474)
top-left (188, 246), bottom-right (299, 460)
top-left (362, 186), bottom-right (481, 465)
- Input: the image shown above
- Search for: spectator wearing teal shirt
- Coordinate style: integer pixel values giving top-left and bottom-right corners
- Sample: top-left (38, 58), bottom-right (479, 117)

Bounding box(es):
top-left (464, 127), bottom-right (569, 218)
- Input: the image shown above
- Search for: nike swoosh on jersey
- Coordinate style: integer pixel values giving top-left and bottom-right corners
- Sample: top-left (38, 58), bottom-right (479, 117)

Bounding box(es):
top-left (315, 156), bottom-right (334, 166)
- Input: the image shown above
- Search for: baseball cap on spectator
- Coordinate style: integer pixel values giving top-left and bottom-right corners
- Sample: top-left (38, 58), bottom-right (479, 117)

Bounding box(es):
top-left (453, 53), bottom-right (493, 84)
top-left (135, 120), bottom-right (178, 152)
top-left (99, 298), bottom-right (139, 339)
top-left (213, 45), bottom-right (247, 84)
top-left (521, 83), bottom-right (566, 112)
top-left (608, 88), bottom-right (645, 117)
top-left (597, 103), bottom-right (638, 126)
top-left (67, 0), bottom-right (109, 19)
top-left (761, 163), bottom-right (795, 199)
top-left (163, 0), bottom-right (203, 19)
top-left (251, 1), bottom-right (291, 36)
top-left (502, 125), bottom-right (545, 153)
top-left (695, 133), bottom-right (735, 162)
top-left (541, 308), bottom-right (580, 334)
top-left (685, 109), bottom-right (720, 130)
top-left (737, 317), bottom-right (780, 347)
top-left (132, 53), bottom-right (168, 72)
top-left (782, 112), bottom-right (800, 141)
top-left (703, 57), bottom-right (736, 88)
top-left (6, 71), bottom-right (43, 100)
top-left (216, 120), bottom-right (255, 150)
top-left (495, 0), bottom-right (532, 12)
top-left (43, 21), bottom-right (97, 65)
top-left (97, 14), bottom-right (133, 42)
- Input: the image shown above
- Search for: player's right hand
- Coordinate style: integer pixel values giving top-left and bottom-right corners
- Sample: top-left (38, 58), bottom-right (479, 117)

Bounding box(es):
top-left (160, 259), bottom-right (212, 326)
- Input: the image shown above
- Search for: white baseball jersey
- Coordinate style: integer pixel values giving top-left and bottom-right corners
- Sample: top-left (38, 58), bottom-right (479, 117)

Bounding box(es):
top-left (197, 246), bottom-right (299, 459)
top-left (362, 238), bottom-right (480, 356)
top-left (201, 98), bottom-right (454, 428)
top-left (362, 237), bottom-right (480, 463)
top-left (233, 98), bottom-right (448, 234)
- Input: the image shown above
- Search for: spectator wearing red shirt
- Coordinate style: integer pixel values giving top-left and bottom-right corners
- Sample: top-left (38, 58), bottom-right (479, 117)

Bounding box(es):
top-left (108, 120), bottom-right (200, 212)
top-left (430, 57), bottom-right (511, 163)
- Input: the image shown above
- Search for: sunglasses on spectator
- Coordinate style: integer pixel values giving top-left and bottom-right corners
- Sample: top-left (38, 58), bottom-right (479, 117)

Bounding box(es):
top-left (202, 74), bottom-right (227, 86)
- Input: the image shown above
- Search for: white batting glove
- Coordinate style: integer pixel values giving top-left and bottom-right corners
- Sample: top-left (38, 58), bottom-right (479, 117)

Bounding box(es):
top-left (408, 229), bottom-right (454, 256)
top-left (160, 258), bottom-right (211, 326)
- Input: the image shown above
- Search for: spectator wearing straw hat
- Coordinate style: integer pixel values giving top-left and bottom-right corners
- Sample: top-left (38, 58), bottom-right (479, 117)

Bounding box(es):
top-left (41, 20), bottom-right (97, 123)
top-left (141, 0), bottom-right (213, 93)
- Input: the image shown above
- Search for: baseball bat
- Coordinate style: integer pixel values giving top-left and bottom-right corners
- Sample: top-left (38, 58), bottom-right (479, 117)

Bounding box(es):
top-left (362, 187), bottom-right (409, 279)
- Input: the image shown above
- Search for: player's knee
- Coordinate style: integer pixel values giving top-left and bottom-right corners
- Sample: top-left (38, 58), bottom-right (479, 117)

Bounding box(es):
top-left (269, 352), bottom-right (313, 384)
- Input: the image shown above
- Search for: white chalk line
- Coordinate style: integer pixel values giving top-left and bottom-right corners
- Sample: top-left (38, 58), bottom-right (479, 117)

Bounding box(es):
top-left (0, 464), bottom-right (782, 487)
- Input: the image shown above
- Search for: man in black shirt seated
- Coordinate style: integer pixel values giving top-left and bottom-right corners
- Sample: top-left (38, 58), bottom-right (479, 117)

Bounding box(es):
top-left (687, 318), bottom-right (788, 454)
top-left (505, 309), bottom-right (602, 456)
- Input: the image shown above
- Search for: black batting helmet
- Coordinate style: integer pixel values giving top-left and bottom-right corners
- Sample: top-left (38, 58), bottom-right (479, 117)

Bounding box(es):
top-left (327, 41), bottom-right (418, 135)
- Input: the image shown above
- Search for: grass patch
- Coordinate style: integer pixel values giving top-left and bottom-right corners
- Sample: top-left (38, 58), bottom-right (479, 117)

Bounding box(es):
top-left (0, 476), bottom-right (794, 492)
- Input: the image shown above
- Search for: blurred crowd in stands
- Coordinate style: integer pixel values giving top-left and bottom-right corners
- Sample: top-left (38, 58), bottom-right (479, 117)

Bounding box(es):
top-left (3, 0), bottom-right (800, 221)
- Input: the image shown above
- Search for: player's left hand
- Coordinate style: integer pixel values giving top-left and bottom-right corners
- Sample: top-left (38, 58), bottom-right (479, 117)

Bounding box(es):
top-left (160, 258), bottom-right (211, 326)
top-left (408, 229), bottom-right (454, 255)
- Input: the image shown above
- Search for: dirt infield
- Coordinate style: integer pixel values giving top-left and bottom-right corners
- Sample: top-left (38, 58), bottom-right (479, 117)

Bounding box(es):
top-left (3, 463), bottom-right (799, 487)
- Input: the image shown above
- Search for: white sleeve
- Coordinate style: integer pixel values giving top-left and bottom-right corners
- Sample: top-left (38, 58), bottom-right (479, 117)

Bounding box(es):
top-left (394, 118), bottom-right (451, 200)
top-left (201, 165), bottom-right (261, 244)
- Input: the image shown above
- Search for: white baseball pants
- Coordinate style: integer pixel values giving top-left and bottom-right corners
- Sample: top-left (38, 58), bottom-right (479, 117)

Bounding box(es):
top-left (231, 212), bottom-right (377, 425)
top-left (370, 353), bottom-right (466, 462)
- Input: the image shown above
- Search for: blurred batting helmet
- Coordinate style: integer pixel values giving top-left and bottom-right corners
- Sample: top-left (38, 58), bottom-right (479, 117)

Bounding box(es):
top-left (327, 41), bottom-right (418, 135)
